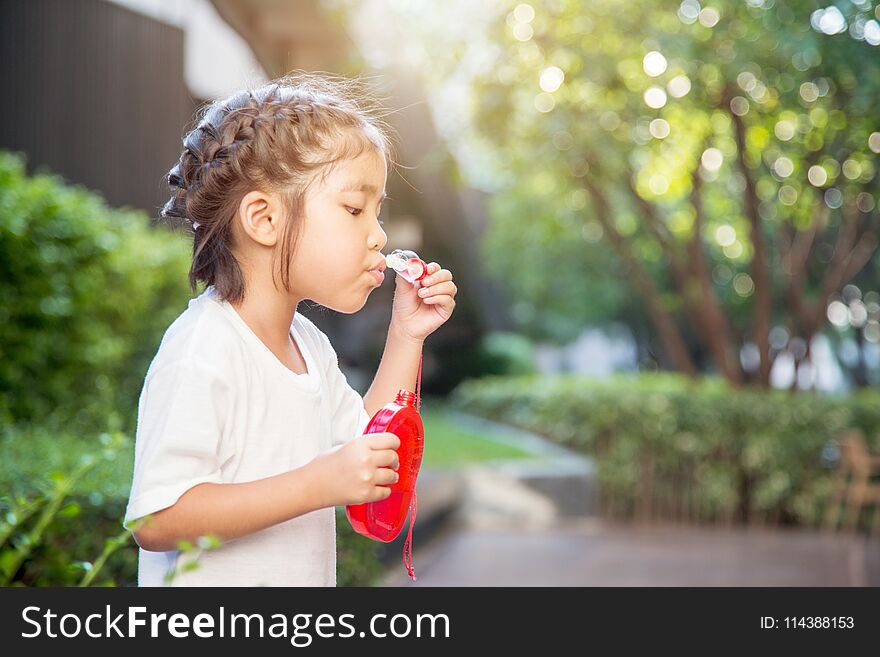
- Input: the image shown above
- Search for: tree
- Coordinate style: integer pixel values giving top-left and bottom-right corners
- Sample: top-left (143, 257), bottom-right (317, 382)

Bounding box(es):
top-left (469, 0), bottom-right (880, 387)
top-left (374, 0), bottom-right (880, 386)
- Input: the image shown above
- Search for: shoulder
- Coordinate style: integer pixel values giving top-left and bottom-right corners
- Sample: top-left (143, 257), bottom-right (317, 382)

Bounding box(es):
top-left (144, 288), bottom-right (248, 384)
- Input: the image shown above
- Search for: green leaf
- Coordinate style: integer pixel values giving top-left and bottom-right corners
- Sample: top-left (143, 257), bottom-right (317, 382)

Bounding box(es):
top-left (58, 502), bottom-right (81, 518)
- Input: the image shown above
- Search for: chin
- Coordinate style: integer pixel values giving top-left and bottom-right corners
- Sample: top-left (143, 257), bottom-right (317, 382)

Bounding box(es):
top-left (324, 291), bottom-right (371, 314)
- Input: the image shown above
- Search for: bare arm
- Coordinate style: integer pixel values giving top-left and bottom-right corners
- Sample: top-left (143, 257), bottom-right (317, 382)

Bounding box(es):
top-left (132, 463), bottom-right (325, 553)
top-left (363, 322), bottom-right (424, 418)
top-left (132, 432), bottom-right (401, 553)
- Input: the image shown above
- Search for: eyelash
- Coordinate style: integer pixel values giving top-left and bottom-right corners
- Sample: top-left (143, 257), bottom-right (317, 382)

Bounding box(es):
top-left (346, 206), bottom-right (384, 225)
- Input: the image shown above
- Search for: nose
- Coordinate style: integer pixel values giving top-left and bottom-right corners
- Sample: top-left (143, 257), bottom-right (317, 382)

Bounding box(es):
top-left (371, 218), bottom-right (388, 251)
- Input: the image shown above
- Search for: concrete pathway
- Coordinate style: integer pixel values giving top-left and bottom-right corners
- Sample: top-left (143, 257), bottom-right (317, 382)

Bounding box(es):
top-left (382, 518), bottom-right (880, 586)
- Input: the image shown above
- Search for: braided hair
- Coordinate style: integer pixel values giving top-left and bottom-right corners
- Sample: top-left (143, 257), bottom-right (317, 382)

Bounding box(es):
top-left (160, 72), bottom-right (395, 304)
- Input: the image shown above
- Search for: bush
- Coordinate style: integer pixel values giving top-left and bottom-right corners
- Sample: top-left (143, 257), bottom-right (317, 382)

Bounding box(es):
top-left (480, 331), bottom-right (538, 377)
top-left (449, 372), bottom-right (880, 527)
top-left (0, 150), bottom-right (193, 434)
top-left (0, 432), bottom-right (136, 586)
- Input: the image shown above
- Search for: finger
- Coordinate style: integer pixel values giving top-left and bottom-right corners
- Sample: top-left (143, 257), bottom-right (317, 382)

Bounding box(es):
top-left (375, 467), bottom-right (399, 486)
top-left (373, 486), bottom-right (393, 501)
top-left (422, 295), bottom-right (457, 308)
top-left (367, 432), bottom-right (400, 451)
top-left (420, 268), bottom-right (451, 287)
top-left (418, 281), bottom-right (457, 299)
top-left (414, 262), bottom-right (441, 290)
top-left (373, 449), bottom-right (400, 470)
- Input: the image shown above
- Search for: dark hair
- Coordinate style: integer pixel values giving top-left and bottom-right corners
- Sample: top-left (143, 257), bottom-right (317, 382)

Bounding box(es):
top-left (160, 71), bottom-right (396, 304)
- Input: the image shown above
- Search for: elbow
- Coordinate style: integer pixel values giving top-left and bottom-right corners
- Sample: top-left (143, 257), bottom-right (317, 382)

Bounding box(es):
top-left (132, 526), bottom-right (164, 553)
top-left (131, 515), bottom-right (173, 552)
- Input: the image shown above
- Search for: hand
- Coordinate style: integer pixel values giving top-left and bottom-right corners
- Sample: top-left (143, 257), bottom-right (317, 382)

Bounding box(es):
top-left (390, 261), bottom-right (458, 344)
top-left (309, 432), bottom-right (401, 507)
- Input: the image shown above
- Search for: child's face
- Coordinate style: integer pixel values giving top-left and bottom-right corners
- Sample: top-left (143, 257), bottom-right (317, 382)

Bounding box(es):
top-left (289, 147), bottom-right (389, 313)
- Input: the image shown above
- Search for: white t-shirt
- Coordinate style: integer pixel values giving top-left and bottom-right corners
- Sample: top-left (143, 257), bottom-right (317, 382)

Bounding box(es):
top-left (123, 285), bottom-right (371, 586)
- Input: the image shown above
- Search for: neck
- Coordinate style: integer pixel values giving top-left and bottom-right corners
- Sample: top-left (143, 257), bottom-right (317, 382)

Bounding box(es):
top-left (228, 277), bottom-right (303, 353)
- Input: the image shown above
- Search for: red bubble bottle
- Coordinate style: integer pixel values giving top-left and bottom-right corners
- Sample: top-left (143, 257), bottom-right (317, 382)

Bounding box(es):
top-left (346, 385), bottom-right (424, 581)
top-left (346, 387), bottom-right (424, 536)
top-left (346, 250), bottom-right (427, 580)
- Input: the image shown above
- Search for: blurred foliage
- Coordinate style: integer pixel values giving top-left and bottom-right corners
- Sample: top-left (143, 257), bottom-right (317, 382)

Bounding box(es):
top-left (0, 150), bottom-right (193, 433)
top-left (0, 432), bottom-right (136, 586)
top-left (335, 508), bottom-right (386, 586)
top-left (450, 372), bottom-right (880, 528)
top-left (479, 331), bottom-right (539, 376)
top-left (472, 0), bottom-right (880, 342)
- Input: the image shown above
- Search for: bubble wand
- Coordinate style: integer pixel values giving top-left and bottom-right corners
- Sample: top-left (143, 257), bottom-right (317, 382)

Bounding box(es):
top-left (345, 249), bottom-right (428, 581)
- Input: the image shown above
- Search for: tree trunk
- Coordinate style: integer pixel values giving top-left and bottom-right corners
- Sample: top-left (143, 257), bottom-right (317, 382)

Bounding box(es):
top-left (581, 177), bottom-right (698, 377)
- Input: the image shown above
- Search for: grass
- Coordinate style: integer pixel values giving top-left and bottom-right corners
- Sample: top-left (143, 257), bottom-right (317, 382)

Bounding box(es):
top-left (418, 398), bottom-right (537, 467)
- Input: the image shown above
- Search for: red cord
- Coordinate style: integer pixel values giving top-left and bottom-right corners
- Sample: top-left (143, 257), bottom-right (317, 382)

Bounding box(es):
top-left (402, 351), bottom-right (422, 581)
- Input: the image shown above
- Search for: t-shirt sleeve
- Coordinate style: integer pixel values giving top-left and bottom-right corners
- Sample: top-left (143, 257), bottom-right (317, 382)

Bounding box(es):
top-left (123, 358), bottom-right (231, 526)
top-left (309, 326), bottom-right (371, 449)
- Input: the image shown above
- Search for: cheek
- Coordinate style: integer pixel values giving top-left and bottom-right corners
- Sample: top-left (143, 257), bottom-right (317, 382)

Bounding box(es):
top-left (291, 213), bottom-right (365, 285)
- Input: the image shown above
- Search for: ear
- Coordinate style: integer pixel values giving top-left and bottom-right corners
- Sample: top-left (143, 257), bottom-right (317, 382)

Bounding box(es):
top-left (237, 190), bottom-right (282, 247)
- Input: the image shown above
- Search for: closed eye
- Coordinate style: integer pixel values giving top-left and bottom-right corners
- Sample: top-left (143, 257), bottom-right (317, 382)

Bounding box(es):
top-left (346, 206), bottom-right (384, 225)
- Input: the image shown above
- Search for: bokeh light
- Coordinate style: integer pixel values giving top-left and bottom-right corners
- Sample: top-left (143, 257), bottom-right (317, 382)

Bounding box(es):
top-left (513, 3), bottom-right (535, 23)
top-left (773, 156), bottom-right (794, 178)
top-left (827, 300), bottom-right (849, 327)
top-left (643, 51), bottom-right (668, 77)
top-left (513, 22), bottom-right (533, 41)
top-left (824, 187), bottom-right (843, 209)
top-left (811, 7), bottom-right (847, 35)
top-left (678, 0), bottom-right (701, 25)
top-left (807, 165), bottom-right (828, 186)
top-left (698, 7), bottom-right (720, 28)
top-left (857, 192), bottom-right (876, 212)
top-left (842, 159), bottom-right (861, 180)
top-left (534, 92), bottom-right (555, 112)
top-left (667, 75), bottom-right (691, 98)
top-left (799, 82), bottom-right (819, 103)
top-left (865, 20), bottom-right (880, 46)
top-left (643, 86), bottom-right (667, 109)
top-left (723, 242), bottom-right (744, 259)
top-left (701, 147), bottom-right (723, 171)
top-left (779, 185), bottom-right (798, 205)
top-left (774, 120), bottom-right (795, 141)
top-left (715, 224), bottom-right (736, 247)
top-left (729, 96), bottom-right (750, 116)
top-left (733, 273), bottom-right (755, 296)
top-left (649, 118), bottom-right (670, 139)
top-left (539, 66), bottom-right (565, 92)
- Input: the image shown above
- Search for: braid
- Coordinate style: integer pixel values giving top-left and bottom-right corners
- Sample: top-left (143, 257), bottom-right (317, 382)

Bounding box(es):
top-left (158, 72), bottom-right (395, 304)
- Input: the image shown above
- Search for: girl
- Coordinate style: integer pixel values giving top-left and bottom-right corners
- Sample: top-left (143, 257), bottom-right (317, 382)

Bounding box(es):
top-left (123, 73), bottom-right (457, 586)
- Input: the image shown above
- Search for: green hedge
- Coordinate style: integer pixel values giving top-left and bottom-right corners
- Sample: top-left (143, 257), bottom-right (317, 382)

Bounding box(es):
top-left (0, 150), bottom-right (193, 434)
top-left (449, 373), bottom-right (880, 527)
